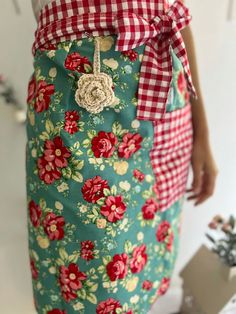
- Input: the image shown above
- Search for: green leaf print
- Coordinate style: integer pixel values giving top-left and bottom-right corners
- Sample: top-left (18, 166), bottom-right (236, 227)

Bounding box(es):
top-left (77, 288), bottom-right (86, 300)
top-left (39, 131), bottom-right (50, 141)
top-left (86, 293), bottom-right (97, 304)
top-left (82, 139), bottom-right (90, 148)
top-left (68, 252), bottom-right (80, 263)
top-left (124, 240), bottom-right (133, 254)
top-left (61, 167), bottom-right (72, 179)
top-left (87, 129), bottom-right (97, 139)
top-left (71, 172), bottom-right (83, 182)
top-left (103, 188), bottom-right (111, 197)
top-left (112, 121), bottom-right (122, 136)
top-left (59, 247), bottom-right (69, 261)
top-left (45, 119), bottom-right (54, 133)
top-left (110, 185), bottom-right (117, 195)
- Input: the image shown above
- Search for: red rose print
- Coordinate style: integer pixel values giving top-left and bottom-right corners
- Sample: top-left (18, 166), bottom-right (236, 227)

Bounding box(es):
top-left (167, 231), bottom-right (174, 252)
top-left (47, 310), bottom-right (66, 314)
top-left (122, 49), bottom-right (138, 62)
top-left (59, 263), bottom-right (87, 302)
top-left (118, 133), bottom-right (142, 159)
top-left (133, 169), bottom-right (145, 182)
top-left (156, 221), bottom-right (171, 243)
top-left (81, 240), bottom-right (94, 250)
top-left (141, 198), bottom-right (159, 220)
top-left (157, 277), bottom-right (170, 295)
top-left (106, 253), bottom-right (129, 281)
top-left (80, 250), bottom-right (94, 261)
top-left (80, 240), bottom-right (95, 261)
top-left (44, 136), bottom-right (71, 168)
top-left (81, 175), bottom-right (110, 203)
top-left (60, 283), bottom-right (77, 303)
top-left (37, 155), bottom-right (62, 184)
top-left (29, 200), bottom-right (42, 228)
top-left (65, 110), bottom-right (80, 122)
top-left (91, 131), bottom-right (118, 158)
top-left (41, 43), bottom-right (57, 51)
top-left (34, 80), bottom-right (55, 113)
top-left (64, 120), bottom-right (79, 134)
top-left (142, 280), bottom-right (153, 290)
top-left (177, 71), bottom-right (187, 95)
top-left (27, 76), bottom-right (36, 104)
top-left (100, 195), bottom-right (127, 223)
top-left (129, 244), bottom-right (148, 273)
top-left (30, 258), bottom-right (38, 280)
top-left (43, 212), bottom-right (65, 240)
top-left (96, 298), bottom-right (122, 314)
top-left (64, 52), bottom-right (92, 73)
top-left (125, 310), bottom-right (134, 314)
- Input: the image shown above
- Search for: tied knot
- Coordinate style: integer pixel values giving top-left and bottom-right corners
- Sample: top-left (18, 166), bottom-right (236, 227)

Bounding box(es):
top-left (151, 15), bottom-right (175, 41)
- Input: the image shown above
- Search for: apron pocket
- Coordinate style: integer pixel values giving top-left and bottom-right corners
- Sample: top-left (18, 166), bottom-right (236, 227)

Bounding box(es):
top-left (149, 102), bottom-right (193, 212)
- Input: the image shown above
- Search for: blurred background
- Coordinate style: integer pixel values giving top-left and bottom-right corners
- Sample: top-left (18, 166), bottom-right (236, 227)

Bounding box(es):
top-left (0, 0), bottom-right (236, 313)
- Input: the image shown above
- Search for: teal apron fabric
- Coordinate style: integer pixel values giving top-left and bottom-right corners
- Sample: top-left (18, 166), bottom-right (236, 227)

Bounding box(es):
top-left (25, 34), bottom-right (187, 314)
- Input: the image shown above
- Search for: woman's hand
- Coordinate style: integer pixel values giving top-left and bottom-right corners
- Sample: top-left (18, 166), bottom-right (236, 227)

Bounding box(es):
top-left (186, 135), bottom-right (219, 205)
top-left (180, 23), bottom-right (219, 206)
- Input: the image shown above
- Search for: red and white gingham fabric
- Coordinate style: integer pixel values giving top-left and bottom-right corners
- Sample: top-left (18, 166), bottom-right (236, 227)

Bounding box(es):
top-left (150, 102), bottom-right (193, 211)
top-left (33, 0), bottom-right (197, 122)
top-left (32, 0), bottom-right (196, 211)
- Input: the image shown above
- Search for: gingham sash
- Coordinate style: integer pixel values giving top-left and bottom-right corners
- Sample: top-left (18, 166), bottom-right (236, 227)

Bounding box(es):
top-left (115, 1), bottom-right (197, 121)
top-left (32, 0), bottom-right (197, 122)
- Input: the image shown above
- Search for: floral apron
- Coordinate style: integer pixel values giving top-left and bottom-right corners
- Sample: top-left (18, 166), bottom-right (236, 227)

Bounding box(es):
top-left (26, 34), bottom-right (189, 314)
top-left (25, 1), bottom-right (194, 313)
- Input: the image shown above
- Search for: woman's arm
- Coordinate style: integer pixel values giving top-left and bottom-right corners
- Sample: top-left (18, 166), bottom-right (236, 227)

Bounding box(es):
top-left (180, 7), bottom-right (219, 206)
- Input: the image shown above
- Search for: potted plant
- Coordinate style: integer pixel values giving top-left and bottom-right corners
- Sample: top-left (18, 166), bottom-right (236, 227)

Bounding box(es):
top-left (206, 214), bottom-right (236, 281)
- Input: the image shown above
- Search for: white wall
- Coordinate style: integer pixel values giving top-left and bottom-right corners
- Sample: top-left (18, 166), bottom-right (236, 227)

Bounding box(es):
top-left (0, 1), bottom-right (235, 313)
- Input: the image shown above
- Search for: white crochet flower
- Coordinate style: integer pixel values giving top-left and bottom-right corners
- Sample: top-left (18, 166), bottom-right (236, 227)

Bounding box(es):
top-left (75, 72), bottom-right (115, 114)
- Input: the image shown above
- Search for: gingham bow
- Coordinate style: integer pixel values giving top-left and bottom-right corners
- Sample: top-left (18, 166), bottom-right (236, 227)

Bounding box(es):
top-left (114, 0), bottom-right (197, 121)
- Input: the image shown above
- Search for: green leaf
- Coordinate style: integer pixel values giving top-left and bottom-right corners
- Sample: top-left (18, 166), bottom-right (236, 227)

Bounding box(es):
top-left (87, 129), bottom-right (96, 139)
top-left (102, 255), bottom-right (112, 265)
top-left (103, 188), bottom-right (111, 196)
top-left (82, 139), bottom-right (90, 148)
top-left (39, 198), bottom-right (47, 209)
top-left (72, 172), bottom-right (83, 182)
top-left (45, 119), bottom-right (54, 133)
top-left (229, 215), bottom-right (235, 229)
top-left (97, 265), bottom-right (105, 273)
top-left (124, 240), bottom-right (133, 254)
top-left (68, 252), bottom-right (79, 263)
top-left (61, 167), bottom-right (72, 179)
top-left (112, 121), bottom-right (122, 136)
top-left (96, 197), bottom-right (106, 205)
top-left (89, 283), bottom-right (98, 292)
top-left (205, 233), bottom-right (216, 244)
top-left (72, 141), bottom-right (80, 150)
top-left (84, 63), bottom-right (93, 73)
top-left (75, 149), bottom-right (83, 157)
top-left (142, 190), bottom-right (152, 199)
top-left (39, 131), bottom-right (50, 141)
top-left (77, 288), bottom-right (86, 300)
top-left (73, 160), bottom-right (84, 170)
top-left (87, 293), bottom-right (97, 304)
top-left (56, 258), bottom-right (64, 266)
top-left (87, 149), bottom-right (94, 158)
top-left (92, 208), bottom-right (99, 216)
top-left (59, 248), bottom-right (68, 261)
top-left (110, 185), bottom-right (117, 195)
